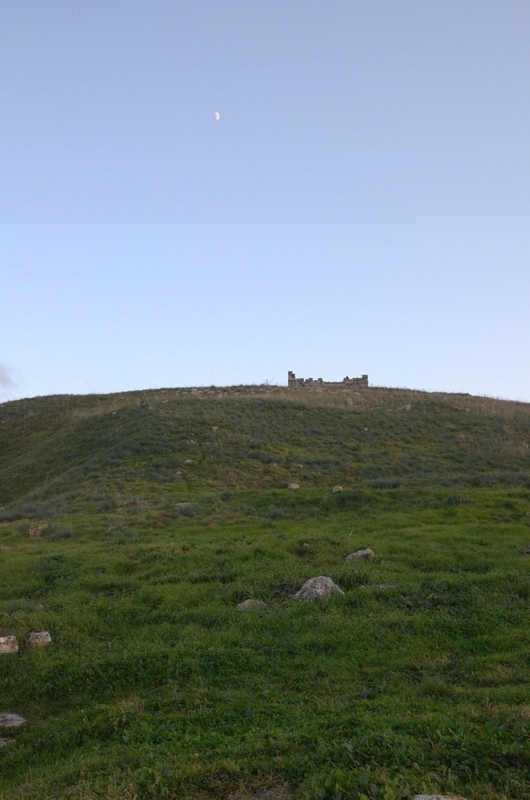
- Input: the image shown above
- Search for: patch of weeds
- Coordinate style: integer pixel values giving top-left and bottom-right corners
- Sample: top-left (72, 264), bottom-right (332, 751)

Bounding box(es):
top-left (219, 583), bottom-right (251, 604)
top-left (446, 494), bottom-right (468, 506)
top-left (30, 554), bottom-right (74, 584)
top-left (269, 576), bottom-right (304, 599)
top-left (356, 686), bottom-right (381, 700)
top-left (300, 762), bottom-right (409, 800)
top-left (417, 677), bottom-right (455, 699)
top-left (98, 496), bottom-right (118, 512)
top-left (17, 522), bottom-right (31, 534)
top-left (394, 581), bottom-right (474, 615)
top-left (370, 477), bottom-right (402, 490)
top-left (267, 506), bottom-right (285, 520)
top-left (332, 490), bottom-right (370, 509)
top-left (417, 564), bottom-right (435, 573)
top-left (332, 568), bottom-right (370, 590)
top-left (129, 549), bottom-right (167, 568)
top-left (295, 540), bottom-right (311, 557)
top-left (107, 527), bottom-right (141, 544)
top-left (186, 570), bottom-right (236, 584)
top-left (2, 600), bottom-right (44, 616)
top-left (45, 526), bottom-right (74, 542)
top-left (175, 502), bottom-right (199, 517)
top-left (0, 498), bottom-right (72, 521)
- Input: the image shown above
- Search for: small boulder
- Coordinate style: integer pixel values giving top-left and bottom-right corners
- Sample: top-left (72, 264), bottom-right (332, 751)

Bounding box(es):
top-left (332, 485), bottom-right (343, 493)
top-left (411, 796), bottom-right (468, 800)
top-left (27, 631), bottom-right (52, 648)
top-left (237, 599), bottom-right (268, 612)
top-left (345, 548), bottom-right (375, 562)
top-left (212, 426), bottom-right (219, 431)
top-left (29, 523), bottom-right (47, 537)
top-left (292, 576), bottom-right (344, 602)
top-left (0, 737), bottom-right (12, 747)
top-left (0, 713), bottom-right (26, 727)
top-left (288, 483), bottom-right (300, 490)
top-left (0, 636), bottom-right (18, 654)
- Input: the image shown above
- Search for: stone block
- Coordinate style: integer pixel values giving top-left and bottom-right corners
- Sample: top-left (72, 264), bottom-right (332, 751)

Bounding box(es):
top-left (0, 636), bottom-right (18, 654)
top-left (27, 631), bottom-right (52, 648)
top-left (345, 548), bottom-right (375, 562)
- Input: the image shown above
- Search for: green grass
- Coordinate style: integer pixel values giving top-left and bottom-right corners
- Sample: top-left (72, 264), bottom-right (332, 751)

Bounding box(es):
top-left (0, 386), bottom-right (529, 799)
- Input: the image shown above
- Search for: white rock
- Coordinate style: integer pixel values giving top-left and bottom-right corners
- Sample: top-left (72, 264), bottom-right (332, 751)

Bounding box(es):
top-left (0, 636), bottom-right (18, 654)
top-left (27, 631), bottom-right (52, 648)
top-left (0, 713), bottom-right (26, 727)
top-left (292, 576), bottom-right (344, 602)
top-left (288, 483), bottom-right (300, 490)
top-left (332, 485), bottom-right (343, 493)
top-left (345, 548), bottom-right (375, 562)
top-left (237, 599), bottom-right (268, 611)
top-left (29, 523), bottom-right (47, 537)
top-left (411, 795), bottom-right (468, 800)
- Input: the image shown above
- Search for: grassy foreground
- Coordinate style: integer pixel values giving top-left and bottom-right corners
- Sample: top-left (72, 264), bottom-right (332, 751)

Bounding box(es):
top-left (0, 386), bottom-right (529, 799)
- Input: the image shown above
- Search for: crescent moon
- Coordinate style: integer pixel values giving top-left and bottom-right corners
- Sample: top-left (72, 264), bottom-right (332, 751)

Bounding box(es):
top-left (214, 112), bottom-right (220, 121)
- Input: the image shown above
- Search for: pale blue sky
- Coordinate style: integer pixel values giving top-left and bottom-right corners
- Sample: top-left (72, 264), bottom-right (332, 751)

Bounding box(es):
top-left (1, 1), bottom-right (529, 401)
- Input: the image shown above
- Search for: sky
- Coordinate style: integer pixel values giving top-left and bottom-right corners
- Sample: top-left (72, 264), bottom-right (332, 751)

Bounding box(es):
top-left (1, 1), bottom-right (529, 402)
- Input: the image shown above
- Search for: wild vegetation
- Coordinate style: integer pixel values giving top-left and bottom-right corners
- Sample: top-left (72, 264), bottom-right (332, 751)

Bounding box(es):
top-left (0, 385), bottom-right (529, 799)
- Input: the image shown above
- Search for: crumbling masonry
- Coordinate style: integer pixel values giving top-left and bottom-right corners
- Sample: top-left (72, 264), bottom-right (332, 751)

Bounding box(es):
top-left (288, 371), bottom-right (368, 388)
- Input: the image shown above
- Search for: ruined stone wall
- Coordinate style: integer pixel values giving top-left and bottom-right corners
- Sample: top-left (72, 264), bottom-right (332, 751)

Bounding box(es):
top-left (288, 371), bottom-right (368, 388)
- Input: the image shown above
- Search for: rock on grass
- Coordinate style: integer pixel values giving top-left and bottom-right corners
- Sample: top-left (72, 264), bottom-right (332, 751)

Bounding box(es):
top-left (0, 636), bottom-right (18, 654)
top-left (292, 576), bottom-right (344, 602)
top-left (27, 631), bottom-right (52, 647)
top-left (0, 713), bottom-right (26, 727)
top-left (412, 795), bottom-right (468, 800)
top-left (237, 599), bottom-right (268, 611)
top-left (345, 548), bottom-right (375, 562)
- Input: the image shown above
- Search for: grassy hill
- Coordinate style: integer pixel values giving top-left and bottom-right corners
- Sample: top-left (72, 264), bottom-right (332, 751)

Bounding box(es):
top-left (0, 385), bottom-right (529, 800)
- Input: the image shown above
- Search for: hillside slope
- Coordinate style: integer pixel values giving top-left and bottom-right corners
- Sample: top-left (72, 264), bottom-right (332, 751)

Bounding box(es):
top-left (1, 385), bottom-right (530, 508)
top-left (0, 385), bottom-right (529, 800)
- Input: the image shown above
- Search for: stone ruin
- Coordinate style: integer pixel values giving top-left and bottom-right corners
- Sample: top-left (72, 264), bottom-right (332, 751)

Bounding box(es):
top-left (288, 371), bottom-right (368, 388)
